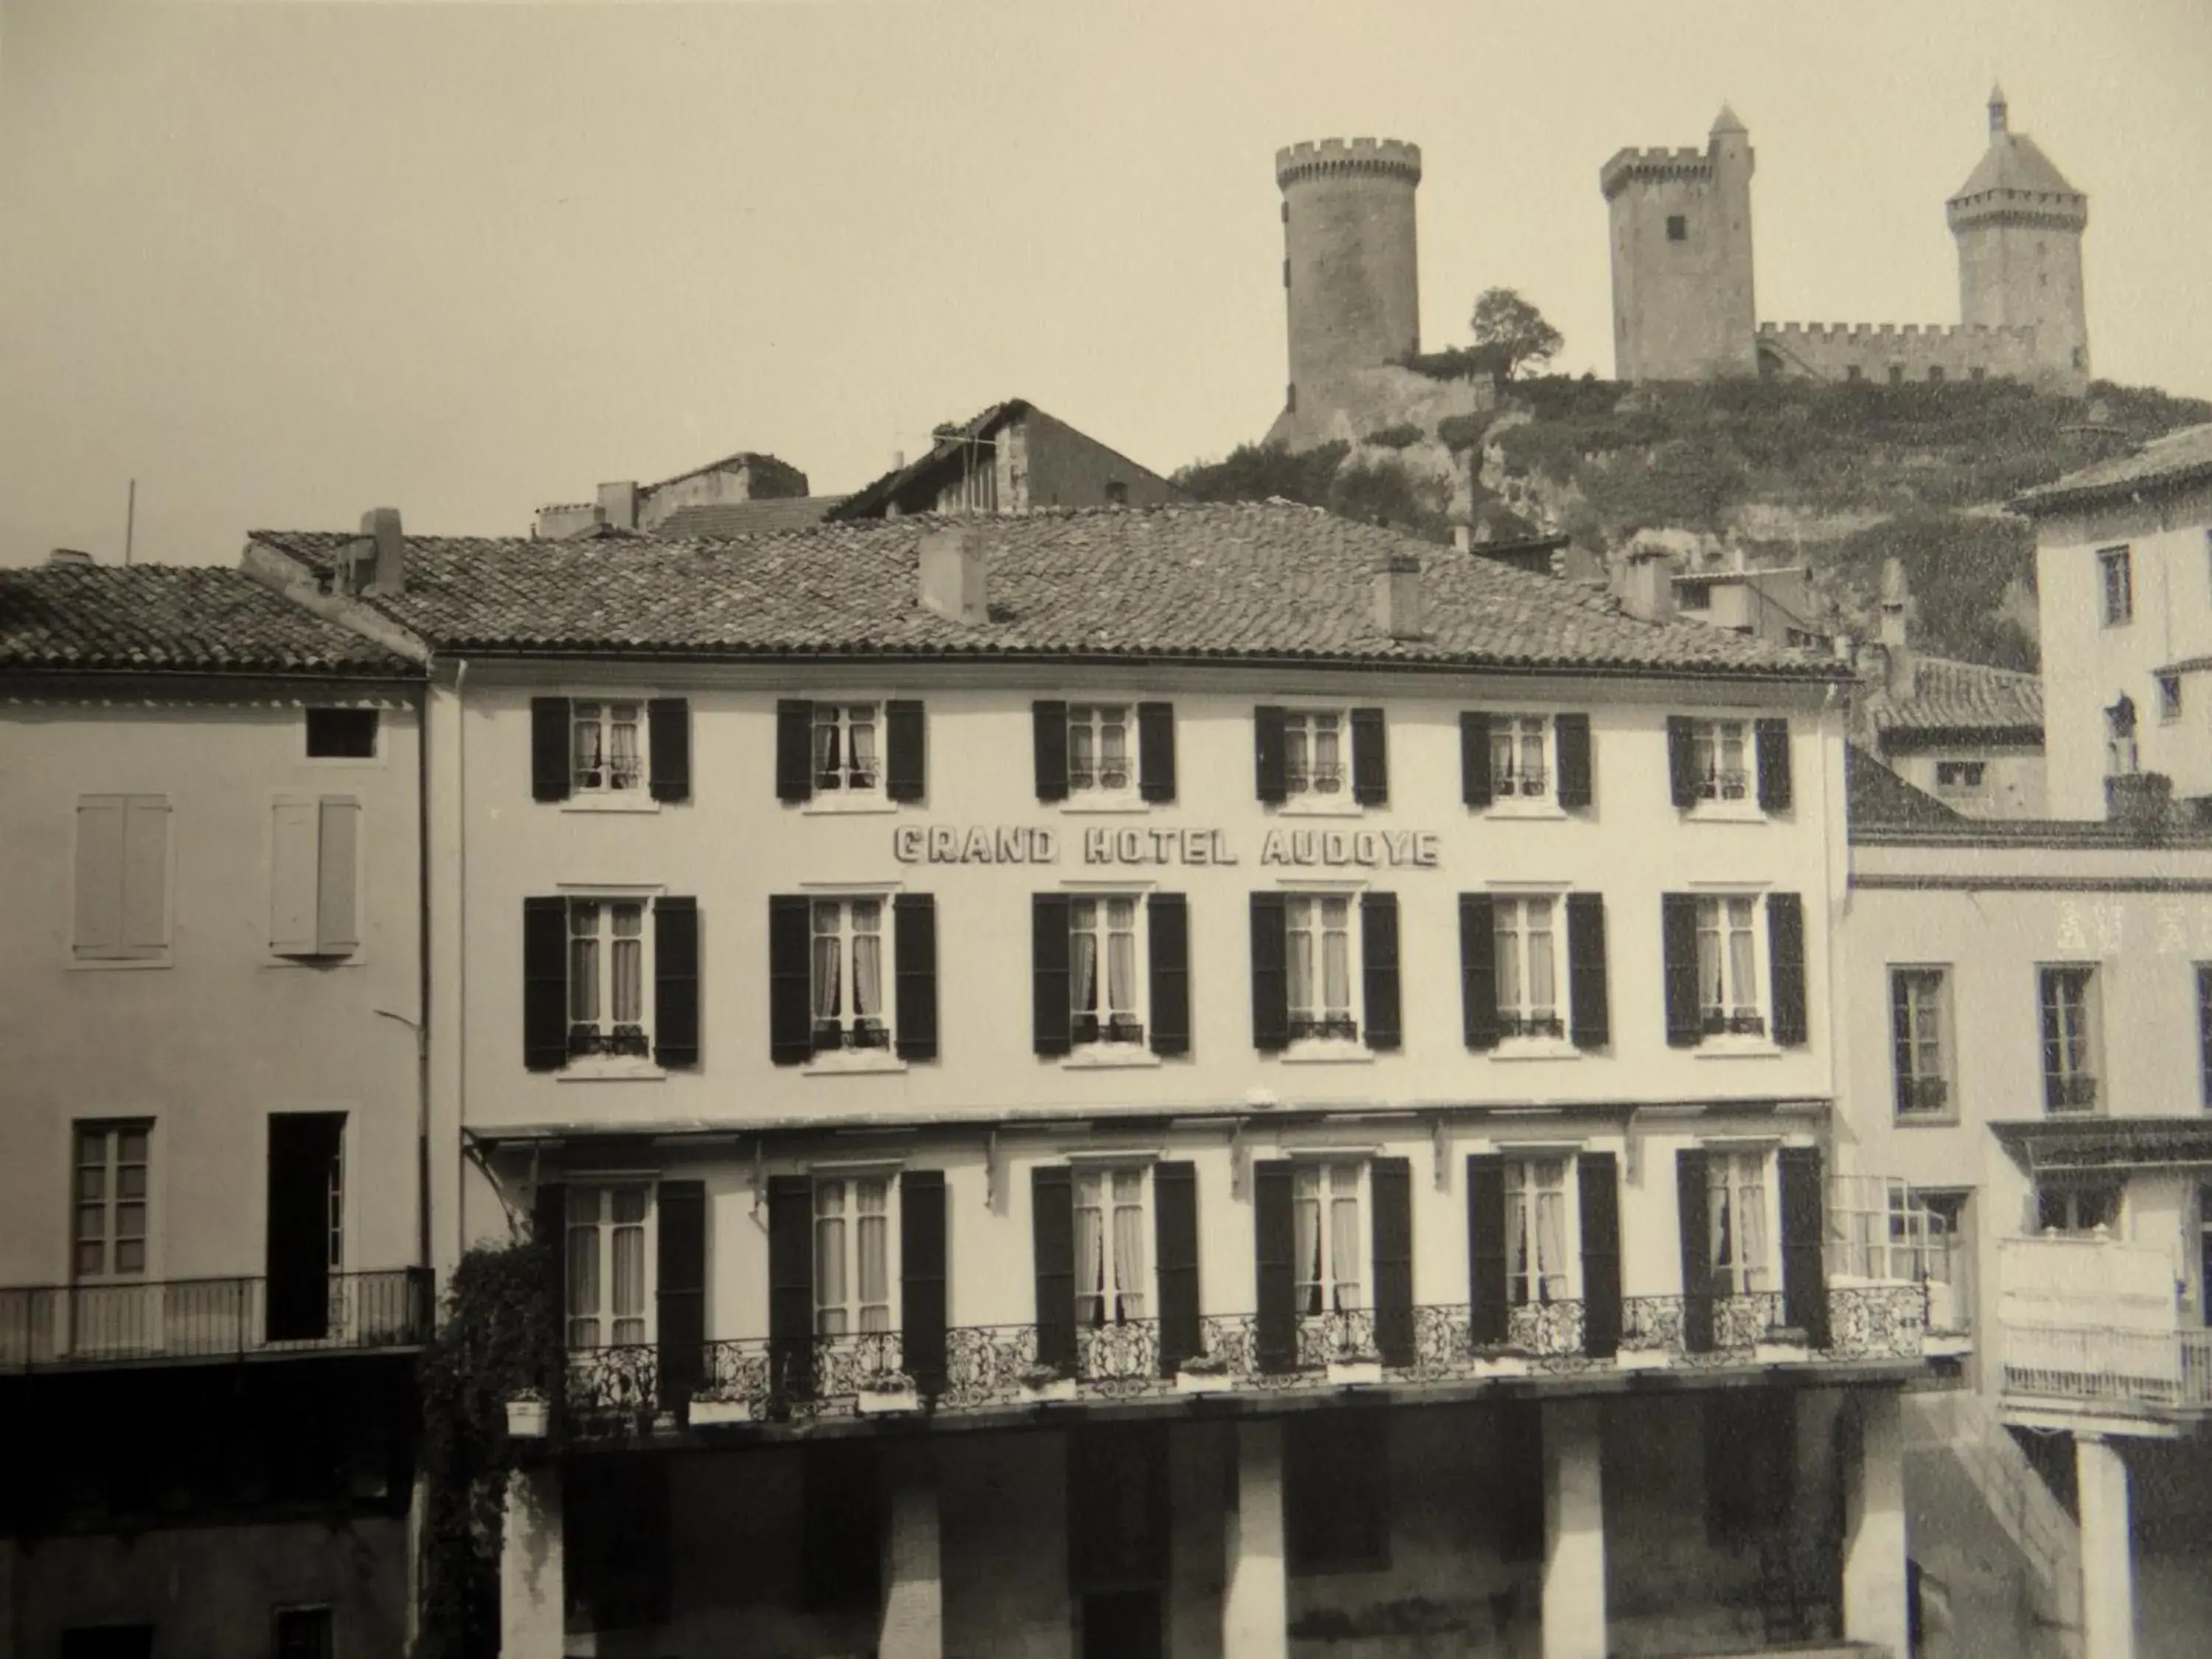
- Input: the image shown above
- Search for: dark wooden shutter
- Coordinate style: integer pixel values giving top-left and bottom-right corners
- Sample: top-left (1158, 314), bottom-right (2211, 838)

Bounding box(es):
top-left (647, 698), bottom-right (691, 803)
top-left (1467, 1155), bottom-right (1508, 1344)
top-left (1461, 712), bottom-right (1493, 808)
top-left (1566, 893), bottom-right (1610, 1050)
top-left (1767, 892), bottom-right (1808, 1047)
top-left (775, 699), bottom-right (814, 803)
top-left (1676, 1149), bottom-right (1714, 1354)
top-left (893, 894), bottom-right (939, 1061)
top-left (1032, 894), bottom-right (1073, 1057)
top-left (1138, 702), bottom-right (1177, 803)
top-left (1578, 1153), bottom-right (1622, 1359)
top-left (1554, 714), bottom-right (1593, 809)
top-left (768, 895), bottom-right (813, 1066)
top-left (523, 897), bottom-right (568, 1071)
top-left (885, 700), bottom-right (925, 802)
top-left (1459, 893), bottom-right (1500, 1051)
top-left (1253, 706), bottom-right (1288, 804)
top-left (653, 897), bottom-right (700, 1068)
top-left (1253, 1161), bottom-right (1297, 1373)
top-left (656, 1180), bottom-right (706, 1402)
top-left (1755, 717), bottom-right (1793, 812)
top-left (1153, 1161), bottom-right (1200, 1376)
top-left (1662, 893), bottom-right (1702, 1048)
top-left (1250, 893), bottom-right (1290, 1053)
top-left (1350, 707), bottom-right (1388, 806)
top-left (1033, 700), bottom-right (1070, 802)
top-left (901, 1170), bottom-right (947, 1397)
top-left (1361, 891), bottom-right (1402, 1051)
top-left (1371, 1158), bottom-right (1413, 1367)
top-left (532, 1180), bottom-right (567, 1397)
top-left (530, 698), bottom-right (571, 802)
top-left (1778, 1147), bottom-right (1829, 1347)
top-left (1147, 894), bottom-right (1191, 1057)
top-left (1032, 1166), bottom-right (1077, 1376)
top-left (768, 1175), bottom-right (815, 1401)
top-left (1666, 715), bottom-right (1697, 809)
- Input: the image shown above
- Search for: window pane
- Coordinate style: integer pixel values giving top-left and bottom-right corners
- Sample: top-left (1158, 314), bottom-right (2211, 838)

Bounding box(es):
top-left (611, 1224), bottom-right (644, 1322)
top-left (1494, 908), bottom-right (1522, 1015)
top-left (1322, 925), bottom-right (1349, 1017)
top-left (852, 929), bottom-right (882, 1020)
top-left (847, 710), bottom-right (877, 786)
top-left (1287, 921), bottom-right (1314, 1018)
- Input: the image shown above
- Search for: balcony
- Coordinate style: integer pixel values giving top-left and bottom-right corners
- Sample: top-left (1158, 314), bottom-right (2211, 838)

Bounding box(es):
top-left (0, 1269), bottom-right (433, 1371)
top-left (1998, 1234), bottom-right (2211, 1422)
top-left (563, 1285), bottom-right (1929, 1433)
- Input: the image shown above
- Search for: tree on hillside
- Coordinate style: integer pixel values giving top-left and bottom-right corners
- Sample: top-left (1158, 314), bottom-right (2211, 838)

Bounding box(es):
top-left (1470, 288), bottom-right (1564, 379)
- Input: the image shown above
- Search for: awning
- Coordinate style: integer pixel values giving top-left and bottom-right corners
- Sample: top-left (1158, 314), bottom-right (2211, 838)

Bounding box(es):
top-left (1991, 1116), bottom-right (2212, 1173)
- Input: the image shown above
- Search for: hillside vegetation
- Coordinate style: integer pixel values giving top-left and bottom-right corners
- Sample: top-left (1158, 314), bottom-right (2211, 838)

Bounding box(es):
top-left (1175, 377), bottom-right (2212, 671)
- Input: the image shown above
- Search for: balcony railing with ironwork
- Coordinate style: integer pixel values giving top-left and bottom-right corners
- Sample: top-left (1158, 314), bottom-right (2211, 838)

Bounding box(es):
top-left (2002, 1326), bottom-right (2212, 1413)
top-left (562, 1284), bottom-right (1929, 1431)
top-left (0, 1269), bottom-right (434, 1371)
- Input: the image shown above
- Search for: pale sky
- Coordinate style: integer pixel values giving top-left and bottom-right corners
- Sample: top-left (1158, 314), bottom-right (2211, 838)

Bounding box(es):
top-left (3, 0), bottom-right (2208, 567)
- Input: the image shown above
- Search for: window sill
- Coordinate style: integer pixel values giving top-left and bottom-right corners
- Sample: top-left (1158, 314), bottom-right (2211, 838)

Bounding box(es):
top-left (802, 796), bottom-right (897, 816)
top-left (804, 1051), bottom-right (908, 1077)
top-left (560, 793), bottom-right (659, 815)
top-left (1894, 1112), bottom-right (1962, 1129)
top-left (557, 1058), bottom-right (666, 1082)
top-left (1058, 798), bottom-right (1151, 815)
top-left (68, 954), bottom-right (172, 971)
top-left (268, 952), bottom-right (364, 969)
top-left (1485, 799), bottom-right (1567, 821)
top-left (1275, 797), bottom-right (1366, 819)
top-left (1686, 802), bottom-right (1767, 825)
top-left (1490, 1037), bottom-right (1582, 1062)
top-left (1694, 1037), bottom-right (1783, 1059)
top-left (1063, 1046), bottom-right (1162, 1070)
top-left (1279, 1040), bottom-right (1374, 1065)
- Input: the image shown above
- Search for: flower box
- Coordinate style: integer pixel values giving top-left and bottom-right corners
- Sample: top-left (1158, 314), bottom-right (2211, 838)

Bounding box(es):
top-left (1755, 1338), bottom-right (1812, 1365)
top-left (857, 1380), bottom-right (921, 1416)
top-left (1175, 1364), bottom-right (1235, 1396)
top-left (1326, 1357), bottom-right (1384, 1387)
top-left (1020, 1370), bottom-right (1079, 1405)
top-left (1613, 1347), bottom-right (1672, 1372)
top-left (686, 1396), bottom-right (756, 1428)
top-left (504, 1396), bottom-right (549, 1439)
top-left (1472, 1354), bottom-right (1532, 1379)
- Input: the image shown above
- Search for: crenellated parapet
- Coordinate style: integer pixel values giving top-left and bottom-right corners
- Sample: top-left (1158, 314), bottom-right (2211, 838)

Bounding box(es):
top-left (1275, 138), bottom-right (1422, 190)
top-left (1946, 185), bottom-right (2089, 233)
top-left (1599, 145), bottom-right (1714, 198)
top-left (1755, 319), bottom-right (2048, 383)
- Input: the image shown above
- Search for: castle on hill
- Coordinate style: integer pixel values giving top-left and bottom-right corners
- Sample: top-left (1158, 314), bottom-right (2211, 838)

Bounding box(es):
top-left (1603, 89), bottom-right (2090, 389)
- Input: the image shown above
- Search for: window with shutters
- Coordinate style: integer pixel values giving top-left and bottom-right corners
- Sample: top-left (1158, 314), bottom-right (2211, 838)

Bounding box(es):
top-left (1493, 896), bottom-right (1564, 1040)
top-left (811, 897), bottom-right (891, 1055)
top-left (568, 897), bottom-right (652, 1060)
top-left (1068, 704), bottom-right (1134, 801)
top-left (270, 796), bottom-right (361, 960)
top-left (567, 1183), bottom-right (653, 1349)
top-left (814, 1175), bottom-right (897, 1335)
top-left (1688, 718), bottom-right (1752, 806)
top-left (1696, 894), bottom-right (1767, 1037)
top-left (2040, 964), bottom-right (2101, 1113)
top-left (571, 699), bottom-right (645, 794)
top-left (1293, 1161), bottom-right (1366, 1318)
top-left (72, 794), bottom-right (170, 964)
top-left (1282, 709), bottom-right (1348, 802)
top-left (1075, 1166), bottom-right (1149, 1326)
top-left (1070, 895), bottom-right (1145, 1049)
top-left (1506, 1157), bottom-right (1576, 1306)
top-left (1286, 894), bottom-right (1359, 1043)
top-left (1891, 967), bottom-right (1954, 1119)
top-left (1489, 715), bottom-right (1552, 803)
top-left (74, 1121), bottom-right (152, 1282)
top-left (812, 701), bottom-right (883, 797)
top-left (1708, 1150), bottom-right (1777, 1296)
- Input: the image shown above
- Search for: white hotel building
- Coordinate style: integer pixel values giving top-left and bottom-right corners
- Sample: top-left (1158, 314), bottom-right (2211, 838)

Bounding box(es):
top-left (246, 502), bottom-right (1932, 1659)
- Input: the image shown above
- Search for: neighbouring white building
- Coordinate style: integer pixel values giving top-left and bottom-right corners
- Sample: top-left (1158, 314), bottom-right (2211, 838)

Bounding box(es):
top-left (245, 501), bottom-right (1932, 1659)
top-left (0, 557), bottom-right (431, 1658)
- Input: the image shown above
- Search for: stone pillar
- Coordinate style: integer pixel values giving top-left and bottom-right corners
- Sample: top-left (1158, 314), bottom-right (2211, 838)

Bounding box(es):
top-left (1541, 1399), bottom-right (1607, 1659)
top-left (499, 1465), bottom-right (564, 1659)
top-left (1169, 1422), bottom-right (1227, 1659)
top-left (1222, 1419), bottom-right (1288, 1659)
top-left (880, 1441), bottom-right (944, 1659)
top-left (2077, 1433), bottom-right (2136, 1659)
top-left (1843, 1388), bottom-right (1910, 1659)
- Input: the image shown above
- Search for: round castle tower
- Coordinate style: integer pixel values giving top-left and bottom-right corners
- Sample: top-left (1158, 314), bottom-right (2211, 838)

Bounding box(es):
top-left (1273, 139), bottom-right (1422, 446)
top-left (1946, 86), bottom-right (2090, 385)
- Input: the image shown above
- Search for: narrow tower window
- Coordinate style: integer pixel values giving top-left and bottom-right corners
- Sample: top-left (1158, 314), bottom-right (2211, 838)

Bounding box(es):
top-left (1666, 215), bottom-right (1688, 243)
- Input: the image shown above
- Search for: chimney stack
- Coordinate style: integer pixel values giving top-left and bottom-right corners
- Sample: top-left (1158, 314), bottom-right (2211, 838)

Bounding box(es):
top-left (918, 523), bottom-right (989, 625)
top-left (1372, 552), bottom-right (1425, 640)
top-left (1618, 544), bottom-right (1677, 624)
top-left (361, 507), bottom-right (406, 597)
top-left (46, 548), bottom-right (94, 567)
top-left (1878, 557), bottom-right (1916, 702)
top-left (597, 481), bottom-right (640, 532)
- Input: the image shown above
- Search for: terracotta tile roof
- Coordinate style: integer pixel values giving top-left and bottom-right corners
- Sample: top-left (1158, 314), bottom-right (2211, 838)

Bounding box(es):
top-left (1846, 745), bottom-right (1964, 831)
top-left (0, 563), bottom-right (415, 677)
top-left (2013, 422), bottom-right (2212, 515)
top-left (1863, 654), bottom-right (2044, 742)
top-left (246, 502), bottom-right (1846, 678)
top-left (654, 497), bottom-right (849, 538)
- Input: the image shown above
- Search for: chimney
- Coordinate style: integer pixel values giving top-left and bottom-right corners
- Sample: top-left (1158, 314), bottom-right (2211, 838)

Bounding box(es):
top-left (1618, 545), bottom-right (1676, 624)
top-left (46, 548), bottom-right (94, 567)
top-left (1878, 557), bottom-right (1916, 702)
top-left (891, 450), bottom-right (906, 472)
top-left (361, 507), bottom-right (406, 597)
top-left (597, 480), bottom-right (639, 532)
top-left (917, 523), bottom-right (988, 625)
top-left (1372, 552), bottom-right (1425, 640)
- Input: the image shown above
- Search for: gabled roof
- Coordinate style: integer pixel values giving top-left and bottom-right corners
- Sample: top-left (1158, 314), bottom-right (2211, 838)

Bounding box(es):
top-left (0, 563), bottom-right (415, 678)
top-left (655, 497), bottom-right (848, 538)
top-left (245, 501), bottom-right (1846, 678)
top-left (828, 401), bottom-right (1034, 521)
top-left (2013, 423), bottom-right (2212, 516)
top-left (1846, 745), bottom-right (1964, 832)
top-left (647, 450), bottom-right (800, 492)
top-left (1862, 653), bottom-right (2044, 742)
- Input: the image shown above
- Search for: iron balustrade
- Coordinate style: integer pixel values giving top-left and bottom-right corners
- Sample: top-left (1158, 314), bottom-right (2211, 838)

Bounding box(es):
top-left (559, 1284), bottom-right (1930, 1432)
top-left (2002, 1325), bottom-right (2212, 1413)
top-left (0, 1268), bottom-right (431, 1370)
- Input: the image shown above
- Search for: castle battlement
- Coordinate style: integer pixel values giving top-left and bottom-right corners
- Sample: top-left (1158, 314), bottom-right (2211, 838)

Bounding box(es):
top-left (1275, 138), bottom-right (1422, 189)
top-left (1946, 188), bottom-right (2090, 232)
top-left (1599, 145), bottom-right (1714, 198)
top-left (1759, 321), bottom-right (2039, 346)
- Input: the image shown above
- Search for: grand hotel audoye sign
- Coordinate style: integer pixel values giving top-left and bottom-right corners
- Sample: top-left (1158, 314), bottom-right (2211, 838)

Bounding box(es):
top-left (892, 824), bottom-right (1445, 869)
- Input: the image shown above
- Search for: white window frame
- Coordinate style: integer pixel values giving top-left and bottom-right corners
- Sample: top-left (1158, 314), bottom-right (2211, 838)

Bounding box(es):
top-left (1488, 714), bottom-right (1554, 807)
top-left (2036, 1180), bottom-right (2121, 1237)
top-left (569, 697), bottom-right (648, 796)
top-left (808, 894), bottom-right (894, 1060)
top-left (566, 1181), bottom-right (655, 1349)
top-left (2098, 546), bottom-right (2133, 627)
top-left (1292, 1158), bottom-right (1368, 1318)
top-left (1706, 1147), bottom-right (1780, 1297)
top-left (813, 1172), bottom-right (900, 1339)
top-left (1891, 966), bottom-right (1953, 1120)
top-left (1687, 718), bottom-right (1755, 813)
top-left (73, 1120), bottom-right (153, 1284)
top-left (2039, 963), bottom-right (2101, 1113)
top-left (1068, 892), bottom-right (1147, 1051)
top-left (1283, 889), bottom-right (1363, 1053)
top-left (563, 893), bottom-right (656, 1073)
top-left (1074, 1164), bottom-right (1150, 1329)
top-left (1065, 703), bottom-right (1138, 806)
top-left (1504, 1155), bottom-right (1579, 1307)
top-left (1694, 891), bottom-right (1769, 1041)
top-left (1280, 708), bottom-right (1354, 813)
top-left (806, 700), bottom-right (887, 813)
top-left (1933, 759), bottom-right (1986, 796)
top-left (1492, 893), bottom-right (1565, 1042)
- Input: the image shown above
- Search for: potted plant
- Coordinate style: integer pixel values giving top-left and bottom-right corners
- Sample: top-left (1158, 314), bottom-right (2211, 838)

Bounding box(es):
top-left (1326, 1350), bottom-right (1385, 1387)
top-left (1020, 1363), bottom-right (1079, 1404)
top-left (1470, 1344), bottom-right (1535, 1380)
top-left (857, 1373), bottom-right (922, 1416)
top-left (686, 1385), bottom-right (757, 1428)
top-left (504, 1390), bottom-right (550, 1439)
top-left (1756, 1325), bottom-right (1814, 1366)
top-left (1175, 1352), bottom-right (1234, 1395)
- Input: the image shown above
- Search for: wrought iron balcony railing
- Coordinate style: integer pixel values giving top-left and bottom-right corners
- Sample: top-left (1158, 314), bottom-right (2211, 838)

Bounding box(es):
top-left (0, 1269), bottom-right (433, 1371)
top-left (2002, 1325), bottom-right (2212, 1413)
top-left (562, 1284), bottom-right (1930, 1432)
